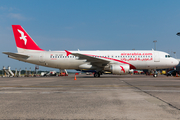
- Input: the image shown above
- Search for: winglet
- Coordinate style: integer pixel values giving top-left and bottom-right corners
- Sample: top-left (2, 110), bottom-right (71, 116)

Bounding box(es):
top-left (65, 50), bottom-right (72, 56)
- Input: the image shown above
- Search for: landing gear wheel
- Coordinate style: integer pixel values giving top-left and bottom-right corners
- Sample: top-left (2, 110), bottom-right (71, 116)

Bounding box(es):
top-left (98, 73), bottom-right (100, 77)
top-left (94, 73), bottom-right (98, 77)
top-left (94, 72), bottom-right (100, 77)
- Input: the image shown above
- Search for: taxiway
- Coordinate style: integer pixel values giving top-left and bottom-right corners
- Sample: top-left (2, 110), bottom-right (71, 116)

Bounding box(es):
top-left (0, 74), bottom-right (180, 119)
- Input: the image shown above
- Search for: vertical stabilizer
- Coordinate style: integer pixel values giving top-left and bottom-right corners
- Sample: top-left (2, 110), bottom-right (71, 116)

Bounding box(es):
top-left (12, 25), bottom-right (44, 52)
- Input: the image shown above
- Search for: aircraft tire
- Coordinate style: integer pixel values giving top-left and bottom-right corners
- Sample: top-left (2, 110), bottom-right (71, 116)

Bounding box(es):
top-left (94, 72), bottom-right (100, 77)
top-left (98, 73), bottom-right (100, 77)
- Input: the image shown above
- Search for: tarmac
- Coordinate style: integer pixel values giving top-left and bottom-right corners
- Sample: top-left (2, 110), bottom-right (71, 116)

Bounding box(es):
top-left (0, 74), bottom-right (180, 119)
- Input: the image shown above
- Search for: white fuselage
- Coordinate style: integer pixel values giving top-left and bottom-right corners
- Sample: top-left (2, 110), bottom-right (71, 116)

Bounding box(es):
top-left (6, 25), bottom-right (179, 77)
top-left (11, 50), bottom-right (179, 70)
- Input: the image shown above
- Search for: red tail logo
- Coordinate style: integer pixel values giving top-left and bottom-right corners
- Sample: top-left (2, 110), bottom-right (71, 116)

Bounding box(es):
top-left (120, 66), bottom-right (125, 73)
top-left (12, 25), bottom-right (44, 51)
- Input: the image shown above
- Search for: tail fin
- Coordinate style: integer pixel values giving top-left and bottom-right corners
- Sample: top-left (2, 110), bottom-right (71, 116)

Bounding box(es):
top-left (12, 25), bottom-right (44, 52)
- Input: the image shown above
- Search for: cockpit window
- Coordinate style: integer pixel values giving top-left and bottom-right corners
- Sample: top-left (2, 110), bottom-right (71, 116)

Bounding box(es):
top-left (165, 55), bottom-right (171, 58)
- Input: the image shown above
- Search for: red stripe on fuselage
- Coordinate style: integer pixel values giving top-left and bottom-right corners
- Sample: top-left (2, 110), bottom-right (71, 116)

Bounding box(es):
top-left (84, 54), bottom-right (136, 69)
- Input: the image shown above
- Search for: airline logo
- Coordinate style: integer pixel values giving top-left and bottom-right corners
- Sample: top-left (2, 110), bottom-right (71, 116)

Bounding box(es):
top-left (17, 29), bottom-right (27, 45)
top-left (120, 66), bottom-right (125, 73)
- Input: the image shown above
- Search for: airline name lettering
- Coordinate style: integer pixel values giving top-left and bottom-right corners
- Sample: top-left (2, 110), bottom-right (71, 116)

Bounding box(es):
top-left (121, 53), bottom-right (152, 56)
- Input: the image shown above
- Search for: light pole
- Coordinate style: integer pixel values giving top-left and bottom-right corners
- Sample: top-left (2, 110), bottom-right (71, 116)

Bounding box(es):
top-left (176, 32), bottom-right (180, 36)
top-left (153, 40), bottom-right (157, 50)
top-left (173, 52), bottom-right (177, 58)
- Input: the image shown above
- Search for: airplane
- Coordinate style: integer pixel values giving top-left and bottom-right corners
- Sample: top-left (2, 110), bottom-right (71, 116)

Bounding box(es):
top-left (3, 25), bottom-right (179, 77)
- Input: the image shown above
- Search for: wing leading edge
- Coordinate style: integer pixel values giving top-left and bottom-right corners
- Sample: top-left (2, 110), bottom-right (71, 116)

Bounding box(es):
top-left (65, 50), bottom-right (109, 67)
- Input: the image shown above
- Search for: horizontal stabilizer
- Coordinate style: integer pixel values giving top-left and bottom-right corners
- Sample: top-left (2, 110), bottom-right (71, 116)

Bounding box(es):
top-left (3, 52), bottom-right (29, 59)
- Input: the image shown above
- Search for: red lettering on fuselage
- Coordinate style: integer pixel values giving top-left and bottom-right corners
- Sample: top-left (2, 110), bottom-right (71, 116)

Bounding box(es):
top-left (121, 53), bottom-right (152, 56)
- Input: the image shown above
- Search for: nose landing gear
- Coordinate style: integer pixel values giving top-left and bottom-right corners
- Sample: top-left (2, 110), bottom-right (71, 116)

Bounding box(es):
top-left (153, 74), bottom-right (158, 77)
top-left (153, 70), bottom-right (158, 77)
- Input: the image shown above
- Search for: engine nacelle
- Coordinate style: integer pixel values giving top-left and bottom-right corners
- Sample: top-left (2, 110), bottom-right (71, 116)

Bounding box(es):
top-left (110, 64), bottom-right (130, 75)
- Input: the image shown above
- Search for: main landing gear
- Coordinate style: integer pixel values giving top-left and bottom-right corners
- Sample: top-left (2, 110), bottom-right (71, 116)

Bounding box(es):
top-left (94, 72), bottom-right (101, 77)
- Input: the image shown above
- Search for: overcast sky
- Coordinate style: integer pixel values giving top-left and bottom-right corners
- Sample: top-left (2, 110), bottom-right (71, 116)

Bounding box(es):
top-left (1, 0), bottom-right (180, 71)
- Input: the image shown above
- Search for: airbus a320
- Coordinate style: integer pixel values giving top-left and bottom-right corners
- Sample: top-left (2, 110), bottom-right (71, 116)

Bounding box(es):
top-left (3, 25), bottom-right (179, 77)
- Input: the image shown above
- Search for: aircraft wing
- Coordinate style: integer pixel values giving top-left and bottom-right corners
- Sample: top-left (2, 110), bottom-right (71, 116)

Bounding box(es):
top-left (65, 50), bottom-right (109, 67)
top-left (3, 52), bottom-right (29, 59)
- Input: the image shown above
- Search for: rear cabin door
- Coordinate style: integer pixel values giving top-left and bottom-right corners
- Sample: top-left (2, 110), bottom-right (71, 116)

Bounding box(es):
top-left (39, 53), bottom-right (45, 63)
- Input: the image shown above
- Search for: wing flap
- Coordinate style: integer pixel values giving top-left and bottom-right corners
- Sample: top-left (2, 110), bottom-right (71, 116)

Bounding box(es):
top-left (3, 52), bottom-right (29, 59)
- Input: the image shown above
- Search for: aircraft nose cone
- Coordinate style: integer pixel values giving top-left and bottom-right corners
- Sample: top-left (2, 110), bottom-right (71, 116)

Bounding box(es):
top-left (174, 59), bottom-right (179, 66)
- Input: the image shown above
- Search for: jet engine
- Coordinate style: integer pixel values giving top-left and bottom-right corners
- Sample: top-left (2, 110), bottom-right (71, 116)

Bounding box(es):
top-left (110, 64), bottom-right (130, 75)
